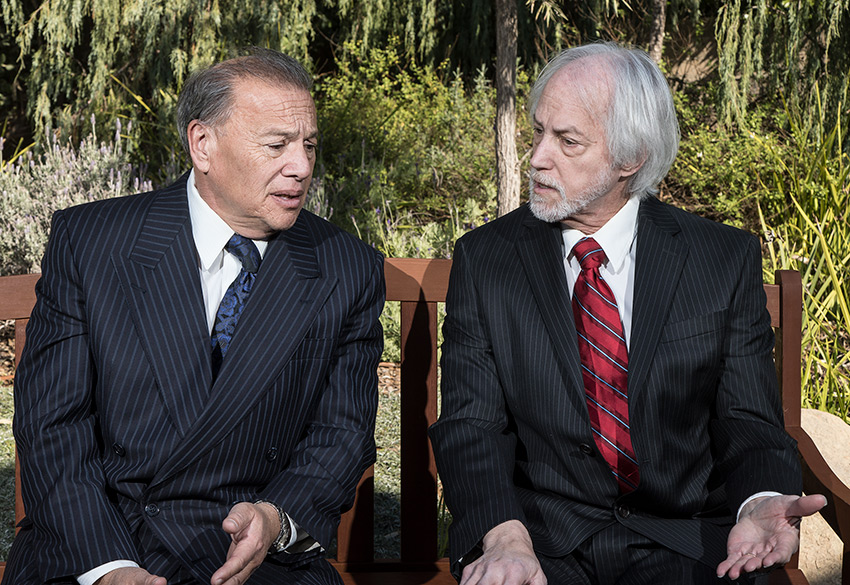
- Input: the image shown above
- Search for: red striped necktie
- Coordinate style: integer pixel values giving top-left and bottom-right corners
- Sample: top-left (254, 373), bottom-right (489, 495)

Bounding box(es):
top-left (571, 237), bottom-right (639, 492)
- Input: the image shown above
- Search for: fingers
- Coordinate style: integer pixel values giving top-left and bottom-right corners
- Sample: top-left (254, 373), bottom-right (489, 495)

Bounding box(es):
top-left (717, 550), bottom-right (765, 580)
top-left (787, 494), bottom-right (827, 518)
top-left (460, 559), bottom-right (547, 585)
top-left (211, 502), bottom-right (277, 585)
top-left (95, 568), bottom-right (167, 585)
top-left (221, 502), bottom-right (253, 536)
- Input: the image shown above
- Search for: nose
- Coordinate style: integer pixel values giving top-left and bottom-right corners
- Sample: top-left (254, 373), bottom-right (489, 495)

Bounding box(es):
top-left (529, 135), bottom-right (553, 171)
top-left (282, 144), bottom-right (314, 181)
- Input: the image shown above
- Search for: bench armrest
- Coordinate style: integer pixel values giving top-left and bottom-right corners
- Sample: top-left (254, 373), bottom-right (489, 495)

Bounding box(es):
top-left (785, 425), bottom-right (850, 581)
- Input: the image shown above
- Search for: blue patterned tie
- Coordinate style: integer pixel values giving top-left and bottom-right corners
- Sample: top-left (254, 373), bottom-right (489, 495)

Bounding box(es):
top-left (211, 234), bottom-right (261, 378)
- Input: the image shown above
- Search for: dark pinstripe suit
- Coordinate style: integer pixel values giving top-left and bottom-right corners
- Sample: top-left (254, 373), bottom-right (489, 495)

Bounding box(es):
top-left (430, 199), bottom-right (801, 578)
top-left (5, 175), bottom-right (384, 584)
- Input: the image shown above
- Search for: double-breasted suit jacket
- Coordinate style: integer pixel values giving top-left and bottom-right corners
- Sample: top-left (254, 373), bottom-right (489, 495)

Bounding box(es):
top-left (429, 199), bottom-right (800, 573)
top-left (5, 175), bottom-right (385, 584)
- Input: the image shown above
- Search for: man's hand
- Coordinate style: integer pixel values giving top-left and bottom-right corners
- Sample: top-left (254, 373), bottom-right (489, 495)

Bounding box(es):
top-left (460, 520), bottom-right (547, 585)
top-left (94, 568), bottom-right (166, 585)
top-left (210, 501), bottom-right (281, 585)
top-left (717, 494), bottom-right (827, 580)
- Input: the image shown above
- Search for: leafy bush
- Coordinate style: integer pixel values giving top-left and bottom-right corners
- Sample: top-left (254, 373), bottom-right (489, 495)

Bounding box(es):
top-left (314, 40), bottom-right (501, 255)
top-left (667, 84), bottom-right (788, 232)
top-left (756, 93), bottom-right (850, 421)
top-left (0, 120), bottom-right (152, 275)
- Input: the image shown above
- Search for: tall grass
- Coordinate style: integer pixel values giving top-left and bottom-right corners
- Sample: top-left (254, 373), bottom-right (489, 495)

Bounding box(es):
top-left (757, 92), bottom-right (850, 421)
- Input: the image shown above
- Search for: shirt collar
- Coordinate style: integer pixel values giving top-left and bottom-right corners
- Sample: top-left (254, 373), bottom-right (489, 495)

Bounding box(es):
top-left (562, 196), bottom-right (640, 273)
top-left (186, 169), bottom-right (267, 271)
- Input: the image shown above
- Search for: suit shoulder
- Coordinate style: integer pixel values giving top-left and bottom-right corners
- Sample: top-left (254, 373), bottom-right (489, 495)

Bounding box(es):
top-left (56, 176), bottom-right (185, 233)
top-left (641, 197), bottom-right (758, 247)
top-left (455, 204), bottom-right (536, 250)
top-left (297, 210), bottom-right (383, 264)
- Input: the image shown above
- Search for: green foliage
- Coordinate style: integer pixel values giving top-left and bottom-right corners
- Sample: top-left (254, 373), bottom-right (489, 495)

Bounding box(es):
top-left (0, 0), bottom-right (326, 174)
top-left (315, 41), bottom-right (501, 257)
top-left (716, 0), bottom-right (850, 142)
top-left (756, 93), bottom-right (850, 421)
top-left (668, 83), bottom-right (787, 230)
top-left (0, 379), bottom-right (14, 560)
top-left (0, 120), bottom-right (151, 275)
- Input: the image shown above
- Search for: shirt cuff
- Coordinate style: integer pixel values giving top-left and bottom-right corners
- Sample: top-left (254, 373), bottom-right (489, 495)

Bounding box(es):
top-left (737, 491), bottom-right (782, 522)
top-left (286, 514), bottom-right (322, 553)
top-left (78, 561), bottom-right (140, 585)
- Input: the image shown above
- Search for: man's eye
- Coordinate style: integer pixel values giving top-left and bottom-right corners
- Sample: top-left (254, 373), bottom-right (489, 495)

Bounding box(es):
top-left (268, 143), bottom-right (285, 151)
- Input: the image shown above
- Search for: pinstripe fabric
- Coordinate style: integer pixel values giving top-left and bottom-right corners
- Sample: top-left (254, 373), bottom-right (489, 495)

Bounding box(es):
top-left (429, 199), bottom-right (801, 578)
top-left (5, 174), bottom-right (385, 584)
top-left (537, 522), bottom-right (766, 584)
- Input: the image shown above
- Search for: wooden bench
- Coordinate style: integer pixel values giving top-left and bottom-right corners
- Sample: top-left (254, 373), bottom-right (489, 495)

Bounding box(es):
top-left (1, 263), bottom-right (848, 584)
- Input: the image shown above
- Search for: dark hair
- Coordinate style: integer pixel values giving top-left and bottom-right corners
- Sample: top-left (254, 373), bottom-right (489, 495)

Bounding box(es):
top-left (176, 47), bottom-right (313, 153)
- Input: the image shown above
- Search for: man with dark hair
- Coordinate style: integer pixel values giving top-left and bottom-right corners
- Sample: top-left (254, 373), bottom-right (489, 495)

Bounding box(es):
top-left (430, 42), bottom-right (825, 585)
top-left (4, 48), bottom-right (384, 585)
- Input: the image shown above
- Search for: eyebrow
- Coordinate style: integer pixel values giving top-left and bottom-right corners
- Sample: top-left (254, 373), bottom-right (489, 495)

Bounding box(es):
top-left (533, 116), bottom-right (589, 141)
top-left (259, 128), bottom-right (318, 141)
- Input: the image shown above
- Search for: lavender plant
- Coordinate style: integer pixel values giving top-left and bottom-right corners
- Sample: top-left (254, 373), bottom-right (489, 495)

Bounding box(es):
top-left (0, 120), bottom-right (153, 275)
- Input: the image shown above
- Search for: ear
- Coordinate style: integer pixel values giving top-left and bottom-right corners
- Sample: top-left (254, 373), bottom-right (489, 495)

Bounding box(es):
top-left (619, 157), bottom-right (645, 179)
top-left (187, 120), bottom-right (215, 173)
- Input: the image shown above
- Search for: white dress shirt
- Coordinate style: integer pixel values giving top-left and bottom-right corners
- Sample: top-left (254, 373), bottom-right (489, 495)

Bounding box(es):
top-left (561, 196), bottom-right (639, 348)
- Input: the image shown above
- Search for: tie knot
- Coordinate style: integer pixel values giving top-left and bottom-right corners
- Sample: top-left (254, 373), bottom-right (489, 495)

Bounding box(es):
top-left (572, 237), bottom-right (606, 270)
top-left (225, 234), bottom-right (261, 273)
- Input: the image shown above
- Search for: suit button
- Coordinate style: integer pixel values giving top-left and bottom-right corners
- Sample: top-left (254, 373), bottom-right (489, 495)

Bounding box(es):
top-left (112, 443), bottom-right (126, 457)
top-left (617, 505), bottom-right (631, 519)
top-left (579, 443), bottom-right (594, 456)
top-left (265, 447), bottom-right (278, 462)
top-left (145, 503), bottom-right (160, 517)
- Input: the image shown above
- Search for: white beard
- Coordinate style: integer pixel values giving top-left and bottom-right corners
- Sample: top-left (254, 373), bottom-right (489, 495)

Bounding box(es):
top-left (527, 168), bottom-right (617, 223)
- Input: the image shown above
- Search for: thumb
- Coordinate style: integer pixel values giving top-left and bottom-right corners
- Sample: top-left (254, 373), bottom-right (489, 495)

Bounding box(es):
top-left (788, 494), bottom-right (827, 518)
top-left (222, 502), bottom-right (254, 535)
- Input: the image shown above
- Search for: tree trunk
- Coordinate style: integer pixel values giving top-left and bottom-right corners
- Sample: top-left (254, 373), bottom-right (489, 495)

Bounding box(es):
top-left (648, 0), bottom-right (666, 64)
top-left (495, 0), bottom-right (520, 217)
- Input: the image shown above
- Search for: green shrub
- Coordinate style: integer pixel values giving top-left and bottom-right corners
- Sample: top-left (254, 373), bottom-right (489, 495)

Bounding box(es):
top-left (0, 120), bottom-right (151, 275)
top-left (668, 85), bottom-right (788, 232)
top-left (314, 40), bottom-right (500, 254)
top-left (756, 92), bottom-right (850, 421)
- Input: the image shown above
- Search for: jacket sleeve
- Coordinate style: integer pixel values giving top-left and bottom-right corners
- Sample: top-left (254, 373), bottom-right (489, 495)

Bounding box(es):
top-left (708, 235), bottom-right (801, 509)
top-left (13, 210), bottom-right (142, 581)
top-left (428, 237), bottom-right (527, 570)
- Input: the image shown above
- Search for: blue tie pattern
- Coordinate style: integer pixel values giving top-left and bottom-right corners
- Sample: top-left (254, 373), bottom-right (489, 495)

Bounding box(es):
top-left (211, 234), bottom-right (261, 378)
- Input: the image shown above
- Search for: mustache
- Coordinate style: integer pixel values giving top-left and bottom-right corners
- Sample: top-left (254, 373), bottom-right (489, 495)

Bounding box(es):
top-left (528, 170), bottom-right (564, 193)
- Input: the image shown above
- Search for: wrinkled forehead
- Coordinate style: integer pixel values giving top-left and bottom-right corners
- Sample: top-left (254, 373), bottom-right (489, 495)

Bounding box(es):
top-left (223, 77), bottom-right (317, 128)
top-left (546, 57), bottom-right (614, 125)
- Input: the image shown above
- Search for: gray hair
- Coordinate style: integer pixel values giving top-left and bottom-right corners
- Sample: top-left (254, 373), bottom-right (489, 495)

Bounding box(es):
top-left (177, 47), bottom-right (313, 154)
top-left (529, 42), bottom-right (679, 199)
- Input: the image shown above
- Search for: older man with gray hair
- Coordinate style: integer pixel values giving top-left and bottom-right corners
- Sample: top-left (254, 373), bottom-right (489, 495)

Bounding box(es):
top-left (430, 42), bottom-right (825, 585)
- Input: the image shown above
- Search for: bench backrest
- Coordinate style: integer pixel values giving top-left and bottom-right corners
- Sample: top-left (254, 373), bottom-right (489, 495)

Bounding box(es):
top-left (0, 263), bottom-right (803, 573)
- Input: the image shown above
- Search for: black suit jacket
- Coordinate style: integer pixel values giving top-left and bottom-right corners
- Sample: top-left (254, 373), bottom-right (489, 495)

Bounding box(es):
top-left (5, 175), bottom-right (385, 584)
top-left (429, 199), bottom-right (800, 573)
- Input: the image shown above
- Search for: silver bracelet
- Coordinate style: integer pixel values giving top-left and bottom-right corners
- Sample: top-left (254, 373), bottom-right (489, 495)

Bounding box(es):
top-left (254, 499), bottom-right (291, 553)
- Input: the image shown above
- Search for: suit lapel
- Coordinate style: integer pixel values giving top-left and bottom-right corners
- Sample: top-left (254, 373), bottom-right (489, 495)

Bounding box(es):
top-left (515, 210), bottom-right (586, 402)
top-left (150, 213), bottom-right (337, 488)
top-left (112, 176), bottom-right (212, 437)
top-left (628, 198), bottom-right (689, 401)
